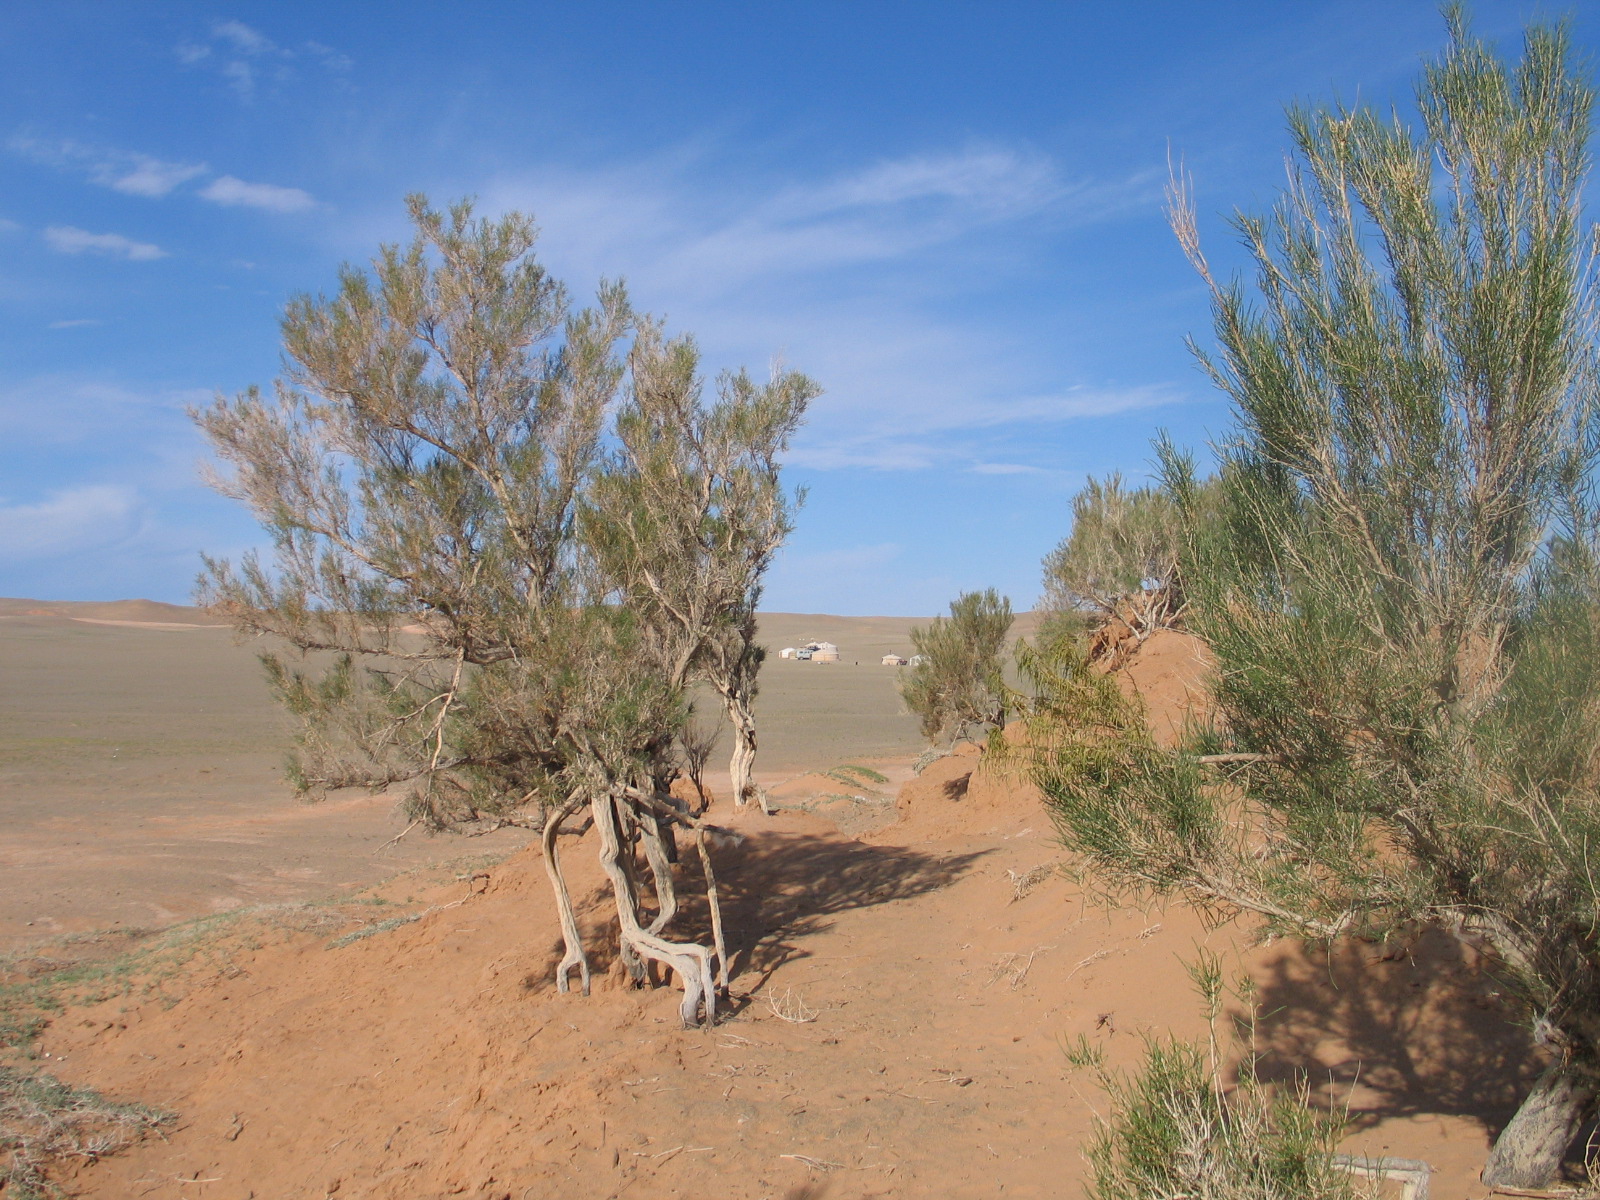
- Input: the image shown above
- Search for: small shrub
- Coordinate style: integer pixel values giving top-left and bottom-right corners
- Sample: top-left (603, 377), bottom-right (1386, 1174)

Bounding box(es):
top-left (1067, 954), bottom-right (1352, 1200)
top-left (899, 589), bottom-right (1014, 746)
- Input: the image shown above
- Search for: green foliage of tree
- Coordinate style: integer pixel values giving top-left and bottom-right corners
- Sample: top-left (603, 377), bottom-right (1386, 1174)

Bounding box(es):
top-left (1041, 473), bottom-right (1185, 642)
top-left (899, 588), bottom-right (1014, 746)
top-left (1028, 14), bottom-right (1600, 1186)
top-left (195, 195), bottom-right (814, 1027)
top-left (585, 318), bottom-right (816, 813)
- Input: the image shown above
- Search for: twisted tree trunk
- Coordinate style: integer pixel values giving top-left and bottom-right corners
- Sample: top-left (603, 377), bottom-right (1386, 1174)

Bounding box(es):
top-left (540, 798), bottom-right (590, 996)
top-left (725, 693), bottom-right (769, 814)
top-left (1481, 1063), bottom-right (1597, 1189)
top-left (639, 817), bottom-right (679, 935)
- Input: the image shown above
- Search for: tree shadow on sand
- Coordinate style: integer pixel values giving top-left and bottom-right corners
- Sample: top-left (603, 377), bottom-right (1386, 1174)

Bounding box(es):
top-left (537, 827), bottom-right (987, 1002)
top-left (1245, 926), bottom-right (1544, 1142)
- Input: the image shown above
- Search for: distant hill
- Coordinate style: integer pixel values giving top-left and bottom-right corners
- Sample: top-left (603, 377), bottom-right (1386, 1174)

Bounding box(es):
top-left (0, 600), bottom-right (1042, 641)
top-left (0, 598), bottom-right (231, 625)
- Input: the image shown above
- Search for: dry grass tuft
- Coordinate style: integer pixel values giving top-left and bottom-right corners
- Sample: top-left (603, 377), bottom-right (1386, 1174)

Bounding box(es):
top-left (988, 945), bottom-right (1053, 990)
top-left (0, 1067), bottom-right (173, 1199)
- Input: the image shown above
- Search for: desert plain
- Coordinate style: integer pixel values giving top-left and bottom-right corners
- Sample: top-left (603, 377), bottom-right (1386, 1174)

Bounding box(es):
top-left (0, 599), bottom-right (1549, 1198)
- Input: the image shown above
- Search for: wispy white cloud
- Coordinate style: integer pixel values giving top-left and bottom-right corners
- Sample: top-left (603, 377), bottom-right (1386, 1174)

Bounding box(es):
top-left (777, 541), bottom-right (902, 575)
top-left (10, 136), bottom-right (316, 216)
top-left (791, 150), bottom-right (1063, 217)
top-left (0, 377), bottom-right (204, 444)
top-left (0, 485), bottom-right (140, 561)
top-left (44, 226), bottom-right (166, 261)
top-left (464, 146), bottom-right (1175, 472)
top-left (9, 137), bottom-right (207, 198)
top-left (47, 319), bottom-right (102, 330)
top-left (199, 175), bottom-right (315, 213)
top-left (212, 19), bottom-right (276, 55)
top-left (969, 462), bottom-right (1049, 476)
top-left (175, 20), bottom-right (352, 99)
top-left (486, 146), bottom-right (1143, 302)
top-left (109, 155), bottom-right (208, 198)
top-left (303, 40), bottom-right (354, 72)
top-left (222, 60), bottom-right (261, 98)
top-left (784, 441), bottom-right (946, 472)
top-left (0, 217), bottom-right (20, 233)
top-left (949, 385), bottom-right (1186, 431)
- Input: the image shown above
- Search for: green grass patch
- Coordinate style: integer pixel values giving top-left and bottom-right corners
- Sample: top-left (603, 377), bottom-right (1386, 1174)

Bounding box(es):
top-left (824, 764), bottom-right (888, 787)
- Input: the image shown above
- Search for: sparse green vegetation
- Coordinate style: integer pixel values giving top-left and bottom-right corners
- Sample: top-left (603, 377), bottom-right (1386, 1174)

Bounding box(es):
top-left (825, 763), bottom-right (888, 787)
top-left (898, 589), bottom-right (1014, 747)
top-left (1066, 956), bottom-right (1354, 1200)
top-left (1034, 11), bottom-right (1600, 1188)
top-left (327, 913), bottom-right (423, 949)
top-left (1040, 473), bottom-right (1186, 648)
top-left (0, 918), bottom-right (250, 1055)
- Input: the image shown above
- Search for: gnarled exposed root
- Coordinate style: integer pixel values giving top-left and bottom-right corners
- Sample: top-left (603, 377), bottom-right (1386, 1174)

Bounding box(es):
top-left (541, 797), bottom-right (590, 996)
top-left (625, 785), bottom-right (735, 993)
top-left (594, 791), bottom-right (717, 1027)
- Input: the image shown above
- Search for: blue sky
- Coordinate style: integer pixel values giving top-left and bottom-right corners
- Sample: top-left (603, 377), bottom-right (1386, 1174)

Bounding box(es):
top-left (3, 2), bottom-right (1593, 615)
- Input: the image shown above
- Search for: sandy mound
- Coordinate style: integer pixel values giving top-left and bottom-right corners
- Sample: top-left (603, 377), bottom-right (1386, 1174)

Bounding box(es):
top-left (1114, 628), bottom-right (1213, 745)
top-left (17, 630), bottom-right (1531, 1199)
top-left (890, 742), bottom-right (1045, 846)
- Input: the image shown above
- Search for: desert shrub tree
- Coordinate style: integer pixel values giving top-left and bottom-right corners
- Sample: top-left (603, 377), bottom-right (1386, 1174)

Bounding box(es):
top-left (195, 196), bottom-right (812, 1027)
top-left (899, 588), bottom-right (1014, 746)
top-left (1040, 473), bottom-right (1186, 645)
top-left (1028, 15), bottom-right (1600, 1187)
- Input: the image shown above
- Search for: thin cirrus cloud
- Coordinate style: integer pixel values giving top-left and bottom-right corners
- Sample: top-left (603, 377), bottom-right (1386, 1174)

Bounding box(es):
top-left (494, 146), bottom-right (1129, 300)
top-left (8, 137), bottom-right (206, 198)
top-left (212, 18), bottom-right (275, 55)
top-left (176, 19), bottom-right (352, 99)
top-left (44, 226), bottom-right (166, 261)
top-left (474, 146), bottom-right (1174, 472)
top-left (0, 485), bottom-right (140, 561)
top-left (198, 175), bottom-right (315, 213)
top-left (9, 136), bottom-right (315, 213)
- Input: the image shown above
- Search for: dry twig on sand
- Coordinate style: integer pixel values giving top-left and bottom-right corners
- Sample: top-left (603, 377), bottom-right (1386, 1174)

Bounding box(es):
top-left (765, 987), bottom-right (818, 1023)
top-left (987, 945), bottom-right (1053, 990)
top-left (1005, 863), bottom-right (1057, 902)
top-left (781, 1154), bottom-right (843, 1171)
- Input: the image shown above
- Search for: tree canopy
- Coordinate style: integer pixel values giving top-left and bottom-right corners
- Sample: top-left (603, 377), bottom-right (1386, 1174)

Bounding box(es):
top-left (196, 195), bottom-right (815, 1027)
top-left (1026, 13), bottom-right (1600, 1187)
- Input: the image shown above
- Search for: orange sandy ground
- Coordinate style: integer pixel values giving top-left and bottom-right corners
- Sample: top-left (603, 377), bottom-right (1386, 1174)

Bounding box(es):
top-left (25, 633), bottom-right (1539, 1199)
